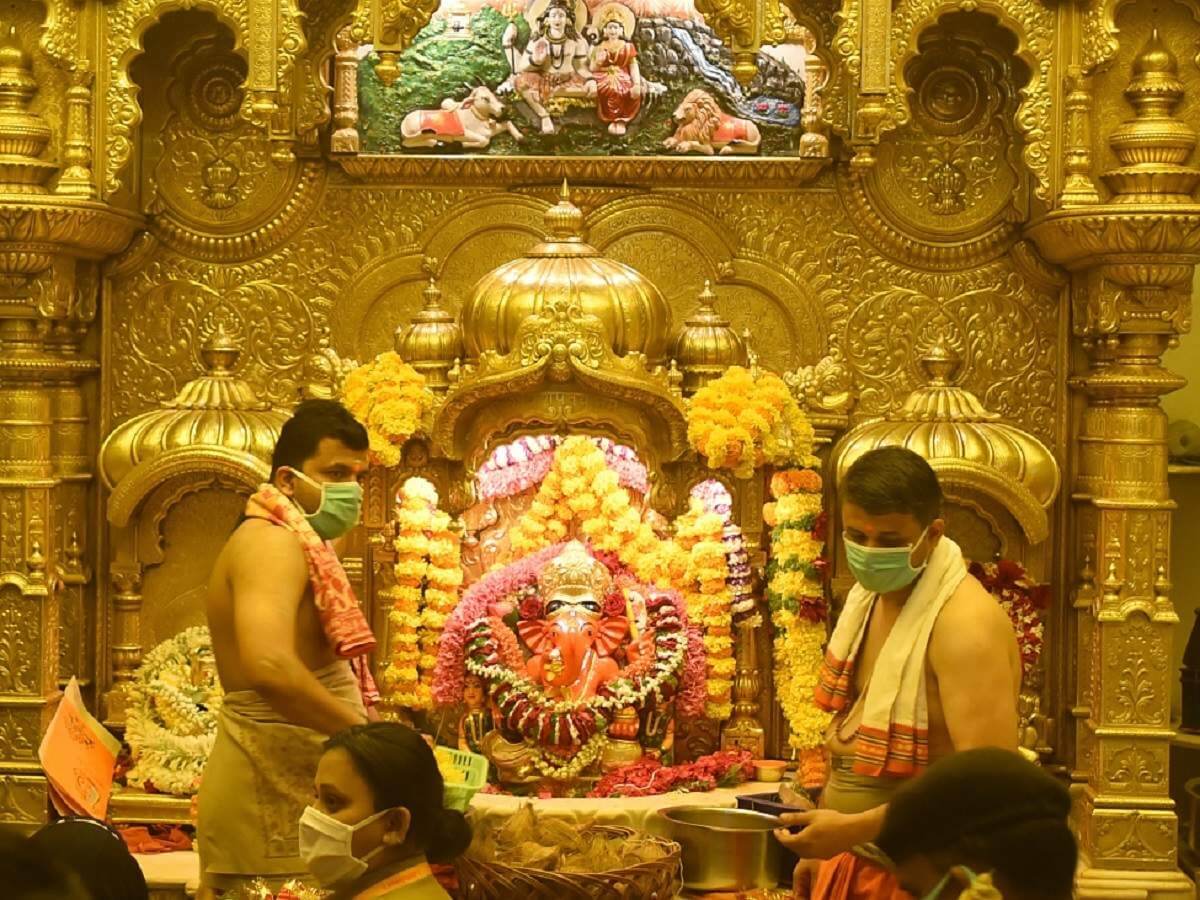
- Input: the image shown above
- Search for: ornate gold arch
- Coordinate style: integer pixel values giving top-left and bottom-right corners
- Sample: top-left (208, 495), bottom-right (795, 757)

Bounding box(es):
top-left (106, 446), bottom-right (267, 529)
top-left (826, 0), bottom-right (1053, 200)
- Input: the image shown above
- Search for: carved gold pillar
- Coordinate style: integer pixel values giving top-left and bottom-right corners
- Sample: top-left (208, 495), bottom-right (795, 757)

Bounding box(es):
top-left (1028, 29), bottom-right (1199, 898)
top-left (0, 30), bottom-right (139, 825)
top-left (331, 28), bottom-right (360, 154)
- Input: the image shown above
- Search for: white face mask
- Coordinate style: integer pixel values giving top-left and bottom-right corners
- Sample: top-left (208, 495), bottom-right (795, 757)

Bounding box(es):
top-left (298, 805), bottom-right (394, 886)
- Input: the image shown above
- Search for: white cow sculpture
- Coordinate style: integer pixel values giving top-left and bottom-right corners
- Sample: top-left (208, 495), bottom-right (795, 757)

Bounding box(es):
top-left (400, 85), bottom-right (524, 150)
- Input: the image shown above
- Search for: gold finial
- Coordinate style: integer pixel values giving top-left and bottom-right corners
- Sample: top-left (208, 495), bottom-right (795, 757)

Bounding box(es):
top-left (1103, 27), bottom-right (1200, 201)
top-left (200, 323), bottom-right (240, 374)
top-left (919, 335), bottom-right (961, 386)
top-left (672, 280), bottom-right (746, 394)
top-left (544, 180), bottom-right (584, 241)
top-left (538, 540), bottom-right (613, 601)
top-left (396, 274), bottom-right (463, 391)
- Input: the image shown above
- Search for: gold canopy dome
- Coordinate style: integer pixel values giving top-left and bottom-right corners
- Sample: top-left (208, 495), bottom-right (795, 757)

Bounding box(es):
top-left (100, 325), bottom-right (288, 527)
top-left (459, 182), bottom-right (672, 362)
top-left (833, 338), bottom-right (1061, 543)
top-left (431, 183), bottom-right (689, 468)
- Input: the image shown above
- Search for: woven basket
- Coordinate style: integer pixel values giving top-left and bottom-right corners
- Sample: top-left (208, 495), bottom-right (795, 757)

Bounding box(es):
top-left (454, 825), bottom-right (682, 899)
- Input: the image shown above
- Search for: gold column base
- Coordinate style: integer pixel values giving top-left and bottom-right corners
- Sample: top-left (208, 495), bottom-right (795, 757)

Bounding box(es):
top-left (1076, 861), bottom-right (1194, 900)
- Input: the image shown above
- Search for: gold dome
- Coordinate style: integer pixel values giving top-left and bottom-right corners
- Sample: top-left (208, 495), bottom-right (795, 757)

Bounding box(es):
top-left (395, 276), bottom-right (464, 391)
top-left (672, 280), bottom-right (747, 394)
top-left (459, 182), bottom-right (672, 362)
top-left (834, 338), bottom-right (1060, 543)
top-left (100, 325), bottom-right (288, 502)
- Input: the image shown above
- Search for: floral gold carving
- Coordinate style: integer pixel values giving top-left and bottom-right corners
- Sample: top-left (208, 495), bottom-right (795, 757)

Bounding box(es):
top-left (1108, 619), bottom-right (1168, 727)
top-left (0, 588), bottom-right (37, 695)
top-left (1102, 745), bottom-right (1166, 796)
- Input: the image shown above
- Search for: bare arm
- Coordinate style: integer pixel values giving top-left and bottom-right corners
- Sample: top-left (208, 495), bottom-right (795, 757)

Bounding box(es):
top-left (231, 528), bottom-right (367, 735)
top-left (928, 580), bottom-right (1020, 752)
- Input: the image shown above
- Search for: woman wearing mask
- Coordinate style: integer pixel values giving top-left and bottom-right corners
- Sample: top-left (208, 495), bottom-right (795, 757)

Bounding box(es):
top-left (300, 722), bottom-right (471, 899)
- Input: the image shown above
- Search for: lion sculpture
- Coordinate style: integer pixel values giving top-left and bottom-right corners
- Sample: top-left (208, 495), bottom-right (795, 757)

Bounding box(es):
top-left (663, 88), bottom-right (761, 156)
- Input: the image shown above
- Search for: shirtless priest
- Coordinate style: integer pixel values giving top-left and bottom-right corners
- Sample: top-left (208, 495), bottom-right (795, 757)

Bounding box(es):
top-left (197, 400), bottom-right (377, 898)
top-left (776, 447), bottom-right (1021, 900)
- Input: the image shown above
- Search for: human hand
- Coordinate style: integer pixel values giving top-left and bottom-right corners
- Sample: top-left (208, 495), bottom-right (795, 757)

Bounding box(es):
top-left (792, 858), bottom-right (821, 899)
top-left (774, 809), bottom-right (865, 860)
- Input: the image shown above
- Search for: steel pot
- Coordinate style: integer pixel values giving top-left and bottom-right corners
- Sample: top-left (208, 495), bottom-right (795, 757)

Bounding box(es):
top-left (653, 806), bottom-right (785, 892)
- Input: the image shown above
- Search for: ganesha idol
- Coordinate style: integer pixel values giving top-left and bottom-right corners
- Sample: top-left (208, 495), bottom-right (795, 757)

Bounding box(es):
top-left (434, 540), bottom-right (705, 786)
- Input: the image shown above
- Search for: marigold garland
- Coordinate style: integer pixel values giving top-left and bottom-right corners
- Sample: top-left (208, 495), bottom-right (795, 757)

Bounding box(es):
top-left (687, 367), bottom-right (815, 479)
top-left (383, 477), bottom-right (462, 711)
top-left (340, 351), bottom-right (431, 468)
top-left (676, 500), bottom-right (733, 720)
top-left (766, 467), bottom-right (831, 786)
top-left (509, 436), bottom-right (683, 589)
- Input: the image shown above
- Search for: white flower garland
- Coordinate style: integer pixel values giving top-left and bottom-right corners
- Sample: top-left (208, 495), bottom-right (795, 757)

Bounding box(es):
top-left (125, 626), bottom-right (223, 797)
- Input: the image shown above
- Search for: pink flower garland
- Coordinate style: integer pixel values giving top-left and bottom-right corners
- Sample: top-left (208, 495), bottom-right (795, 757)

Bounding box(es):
top-left (432, 540), bottom-right (709, 723)
top-left (475, 435), bottom-right (560, 501)
top-left (433, 542), bottom-right (566, 705)
top-left (474, 435), bottom-right (650, 502)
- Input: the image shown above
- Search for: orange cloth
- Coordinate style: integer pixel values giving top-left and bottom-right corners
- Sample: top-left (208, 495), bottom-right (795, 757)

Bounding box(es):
top-left (245, 486), bottom-right (379, 706)
top-left (811, 853), bottom-right (910, 900)
top-left (119, 824), bottom-right (193, 854)
top-left (415, 109), bottom-right (465, 137)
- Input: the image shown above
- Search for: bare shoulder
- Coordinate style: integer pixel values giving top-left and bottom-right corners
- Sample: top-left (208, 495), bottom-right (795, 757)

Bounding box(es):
top-left (930, 573), bottom-right (1015, 657)
top-left (226, 520), bottom-right (308, 578)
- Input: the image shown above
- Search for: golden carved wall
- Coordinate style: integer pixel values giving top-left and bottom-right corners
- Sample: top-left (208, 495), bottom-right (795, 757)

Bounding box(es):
top-left (0, 0), bottom-right (1194, 895)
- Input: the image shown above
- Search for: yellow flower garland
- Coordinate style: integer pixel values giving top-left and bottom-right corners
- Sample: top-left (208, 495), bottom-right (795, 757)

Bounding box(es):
top-left (686, 367), bottom-right (816, 479)
top-left (385, 477), bottom-right (462, 711)
top-left (677, 504), bottom-right (734, 720)
top-left (341, 352), bottom-right (431, 468)
top-left (510, 437), bottom-right (681, 588)
top-left (766, 468), bottom-right (831, 785)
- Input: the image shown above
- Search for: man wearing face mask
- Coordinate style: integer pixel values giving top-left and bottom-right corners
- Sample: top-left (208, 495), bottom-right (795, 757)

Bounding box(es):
top-left (775, 447), bottom-right (1021, 900)
top-left (197, 400), bottom-right (377, 898)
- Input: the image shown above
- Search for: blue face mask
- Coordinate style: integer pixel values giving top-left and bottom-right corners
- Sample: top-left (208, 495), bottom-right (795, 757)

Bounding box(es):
top-left (289, 469), bottom-right (363, 541)
top-left (844, 527), bottom-right (930, 594)
top-left (920, 866), bottom-right (981, 900)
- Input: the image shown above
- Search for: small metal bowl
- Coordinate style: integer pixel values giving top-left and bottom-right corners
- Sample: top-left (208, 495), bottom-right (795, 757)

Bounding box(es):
top-left (654, 806), bottom-right (785, 892)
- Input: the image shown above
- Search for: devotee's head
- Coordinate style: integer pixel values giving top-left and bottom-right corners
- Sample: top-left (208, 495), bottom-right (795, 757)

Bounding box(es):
top-left (840, 447), bottom-right (945, 592)
top-left (0, 824), bottom-right (89, 899)
top-left (29, 817), bottom-right (149, 900)
top-left (301, 722), bottom-right (471, 887)
top-left (271, 399), bottom-right (369, 536)
top-left (867, 748), bottom-right (1076, 900)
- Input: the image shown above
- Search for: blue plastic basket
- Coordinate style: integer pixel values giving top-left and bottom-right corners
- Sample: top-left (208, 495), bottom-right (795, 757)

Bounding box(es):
top-left (436, 747), bottom-right (489, 812)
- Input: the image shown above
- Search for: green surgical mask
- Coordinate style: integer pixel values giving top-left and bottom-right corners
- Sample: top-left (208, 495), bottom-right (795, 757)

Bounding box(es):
top-left (921, 866), bottom-right (981, 900)
top-left (288, 468), bottom-right (363, 541)
top-left (844, 527), bottom-right (930, 594)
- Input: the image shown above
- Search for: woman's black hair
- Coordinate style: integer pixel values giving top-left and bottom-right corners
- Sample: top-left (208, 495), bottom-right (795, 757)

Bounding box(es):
top-left (26, 818), bottom-right (143, 900)
top-left (325, 722), bottom-right (471, 865)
